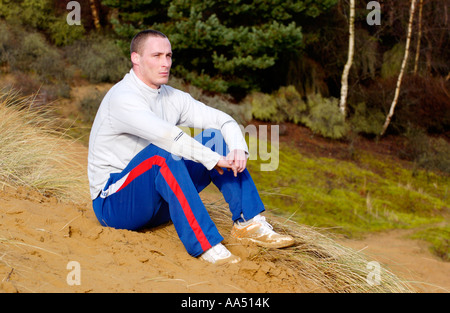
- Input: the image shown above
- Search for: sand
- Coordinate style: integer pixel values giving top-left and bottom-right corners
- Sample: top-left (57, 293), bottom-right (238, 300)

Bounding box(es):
top-left (339, 229), bottom-right (450, 293)
top-left (0, 183), bottom-right (448, 293)
top-left (0, 185), bottom-right (319, 293)
top-left (0, 144), bottom-right (448, 293)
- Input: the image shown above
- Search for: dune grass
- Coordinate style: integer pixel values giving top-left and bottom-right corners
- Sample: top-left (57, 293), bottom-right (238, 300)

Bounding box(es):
top-left (0, 90), bottom-right (89, 203)
top-left (207, 199), bottom-right (414, 293)
top-left (247, 139), bottom-right (449, 260)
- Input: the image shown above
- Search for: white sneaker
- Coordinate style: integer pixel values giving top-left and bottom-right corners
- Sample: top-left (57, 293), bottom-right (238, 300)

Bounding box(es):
top-left (200, 243), bottom-right (241, 265)
top-left (231, 214), bottom-right (295, 248)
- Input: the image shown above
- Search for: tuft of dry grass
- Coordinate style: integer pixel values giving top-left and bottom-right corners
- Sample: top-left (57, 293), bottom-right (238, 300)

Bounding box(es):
top-left (0, 89), bottom-right (89, 203)
top-left (207, 199), bottom-right (415, 293)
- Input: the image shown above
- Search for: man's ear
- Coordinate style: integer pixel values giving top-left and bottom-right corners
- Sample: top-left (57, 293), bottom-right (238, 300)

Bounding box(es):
top-left (131, 52), bottom-right (140, 66)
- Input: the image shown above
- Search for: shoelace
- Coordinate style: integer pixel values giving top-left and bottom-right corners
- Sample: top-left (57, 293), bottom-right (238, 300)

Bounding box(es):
top-left (252, 215), bottom-right (274, 234)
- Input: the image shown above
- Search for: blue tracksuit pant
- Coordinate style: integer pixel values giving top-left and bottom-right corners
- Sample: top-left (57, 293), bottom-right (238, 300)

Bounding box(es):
top-left (92, 129), bottom-right (265, 257)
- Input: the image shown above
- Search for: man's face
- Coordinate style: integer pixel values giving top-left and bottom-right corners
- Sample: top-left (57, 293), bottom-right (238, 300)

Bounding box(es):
top-left (132, 36), bottom-right (172, 89)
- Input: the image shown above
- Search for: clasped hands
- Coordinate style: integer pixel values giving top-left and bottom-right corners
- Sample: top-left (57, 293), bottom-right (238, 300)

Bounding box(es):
top-left (214, 149), bottom-right (247, 177)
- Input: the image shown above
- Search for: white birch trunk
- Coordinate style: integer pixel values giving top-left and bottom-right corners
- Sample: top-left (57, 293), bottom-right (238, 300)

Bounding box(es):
top-left (339, 0), bottom-right (355, 117)
top-left (381, 0), bottom-right (417, 136)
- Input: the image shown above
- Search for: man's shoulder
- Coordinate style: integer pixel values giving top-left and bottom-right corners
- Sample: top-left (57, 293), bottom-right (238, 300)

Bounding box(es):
top-left (161, 84), bottom-right (183, 95)
top-left (107, 77), bottom-right (144, 103)
top-left (161, 84), bottom-right (195, 102)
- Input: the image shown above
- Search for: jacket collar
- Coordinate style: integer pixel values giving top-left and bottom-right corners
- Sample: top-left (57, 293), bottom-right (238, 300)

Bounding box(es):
top-left (129, 69), bottom-right (161, 96)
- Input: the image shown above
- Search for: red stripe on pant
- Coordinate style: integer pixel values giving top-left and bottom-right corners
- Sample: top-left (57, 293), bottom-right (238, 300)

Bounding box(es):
top-left (117, 155), bottom-right (212, 251)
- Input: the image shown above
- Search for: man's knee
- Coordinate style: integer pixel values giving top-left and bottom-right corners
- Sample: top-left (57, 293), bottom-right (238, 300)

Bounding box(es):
top-left (195, 128), bottom-right (228, 156)
top-left (140, 144), bottom-right (171, 158)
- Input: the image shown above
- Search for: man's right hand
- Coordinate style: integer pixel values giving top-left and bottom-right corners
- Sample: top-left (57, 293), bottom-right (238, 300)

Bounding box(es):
top-left (214, 156), bottom-right (239, 177)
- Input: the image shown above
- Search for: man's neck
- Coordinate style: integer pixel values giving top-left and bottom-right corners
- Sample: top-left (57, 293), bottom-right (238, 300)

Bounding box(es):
top-left (132, 67), bottom-right (160, 90)
top-left (130, 69), bottom-right (161, 96)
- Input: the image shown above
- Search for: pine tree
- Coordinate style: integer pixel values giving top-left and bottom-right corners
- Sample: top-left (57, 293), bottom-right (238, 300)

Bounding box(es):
top-left (101, 0), bottom-right (338, 95)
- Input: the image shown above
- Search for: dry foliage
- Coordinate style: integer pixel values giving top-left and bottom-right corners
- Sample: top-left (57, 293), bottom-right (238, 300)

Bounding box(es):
top-left (208, 199), bottom-right (415, 293)
top-left (0, 90), bottom-right (89, 203)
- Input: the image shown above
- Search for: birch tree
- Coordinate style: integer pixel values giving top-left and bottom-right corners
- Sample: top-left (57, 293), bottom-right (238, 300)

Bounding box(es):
top-left (339, 0), bottom-right (355, 117)
top-left (381, 0), bottom-right (417, 136)
top-left (414, 0), bottom-right (423, 74)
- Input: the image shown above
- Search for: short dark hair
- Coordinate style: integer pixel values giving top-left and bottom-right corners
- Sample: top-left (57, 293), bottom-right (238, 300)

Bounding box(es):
top-left (130, 30), bottom-right (168, 55)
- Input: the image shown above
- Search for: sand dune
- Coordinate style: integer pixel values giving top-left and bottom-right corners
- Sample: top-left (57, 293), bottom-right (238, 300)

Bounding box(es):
top-left (0, 144), bottom-right (448, 293)
top-left (0, 185), bottom-right (316, 293)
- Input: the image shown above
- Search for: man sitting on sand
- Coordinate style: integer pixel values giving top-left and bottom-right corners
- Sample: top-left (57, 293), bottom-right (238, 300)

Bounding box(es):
top-left (87, 30), bottom-right (294, 265)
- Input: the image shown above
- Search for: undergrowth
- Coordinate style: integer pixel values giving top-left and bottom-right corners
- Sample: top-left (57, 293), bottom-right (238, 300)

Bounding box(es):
top-left (247, 139), bottom-right (449, 260)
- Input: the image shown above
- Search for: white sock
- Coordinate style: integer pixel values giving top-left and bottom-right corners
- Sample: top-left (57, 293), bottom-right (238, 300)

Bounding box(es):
top-left (236, 214), bottom-right (260, 227)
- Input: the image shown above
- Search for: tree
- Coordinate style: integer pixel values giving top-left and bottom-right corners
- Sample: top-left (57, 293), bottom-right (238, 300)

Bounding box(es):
top-left (89, 0), bottom-right (101, 30)
top-left (381, 0), bottom-right (417, 136)
top-left (0, 0), bottom-right (85, 46)
top-left (101, 0), bottom-right (338, 96)
top-left (413, 0), bottom-right (423, 74)
top-left (338, 0), bottom-right (355, 117)
top-left (101, 0), bottom-right (171, 25)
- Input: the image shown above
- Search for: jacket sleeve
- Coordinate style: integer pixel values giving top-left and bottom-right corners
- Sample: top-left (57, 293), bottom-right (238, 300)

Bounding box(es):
top-left (108, 92), bottom-right (221, 170)
top-left (175, 91), bottom-right (249, 154)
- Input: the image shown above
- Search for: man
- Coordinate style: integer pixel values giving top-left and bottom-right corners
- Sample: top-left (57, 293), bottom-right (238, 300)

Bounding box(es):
top-left (88, 30), bottom-right (294, 265)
